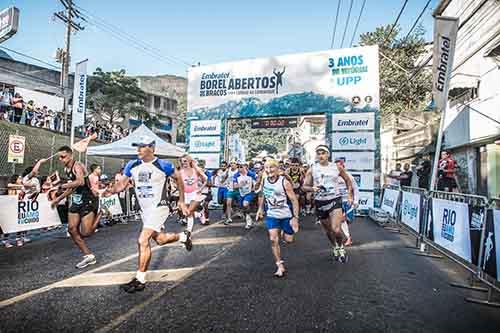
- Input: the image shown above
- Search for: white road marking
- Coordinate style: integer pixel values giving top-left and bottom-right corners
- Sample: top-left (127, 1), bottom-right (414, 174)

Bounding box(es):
top-left (0, 221), bottom-right (230, 308)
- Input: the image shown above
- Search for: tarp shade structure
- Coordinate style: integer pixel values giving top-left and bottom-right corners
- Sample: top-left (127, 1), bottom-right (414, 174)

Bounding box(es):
top-left (87, 124), bottom-right (185, 158)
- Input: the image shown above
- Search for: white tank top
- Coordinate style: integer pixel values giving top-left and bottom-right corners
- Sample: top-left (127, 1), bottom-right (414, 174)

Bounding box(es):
top-left (262, 175), bottom-right (292, 219)
top-left (312, 162), bottom-right (341, 200)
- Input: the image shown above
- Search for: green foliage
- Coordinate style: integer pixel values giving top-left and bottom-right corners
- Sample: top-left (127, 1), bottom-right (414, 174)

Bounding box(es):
top-left (87, 68), bottom-right (158, 125)
top-left (359, 24), bottom-right (432, 120)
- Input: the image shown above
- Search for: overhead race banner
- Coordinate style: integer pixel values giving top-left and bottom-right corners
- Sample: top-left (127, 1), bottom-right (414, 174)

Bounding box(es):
top-left (0, 194), bottom-right (61, 233)
top-left (381, 188), bottom-right (400, 217)
top-left (8, 134), bottom-right (25, 164)
top-left (433, 16), bottom-right (459, 111)
top-left (431, 198), bottom-right (471, 263)
top-left (401, 191), bottom-right (421, 233)
top-left (71, 60), bottom-right (88, 127)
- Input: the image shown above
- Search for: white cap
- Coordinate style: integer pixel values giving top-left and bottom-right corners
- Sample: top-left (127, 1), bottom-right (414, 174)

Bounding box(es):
top-left (131, 136), bottom-right (155, 147)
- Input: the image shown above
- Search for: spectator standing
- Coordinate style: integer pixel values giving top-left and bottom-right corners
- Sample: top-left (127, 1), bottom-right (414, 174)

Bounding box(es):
top-left (54, 111), bottom-right (61, 132)
top-left (0, 88), bottom-right (13, 120)
top-left (11, 93), bottom-right (24, 123)
top-left (387, 163), bottom-right (402, 187)
top-left (399, 163), bottom-right (413, 187)
top-left (437, 151), bottom-right (459, 192)
top-left (416, 159), bottom-right (432, 189)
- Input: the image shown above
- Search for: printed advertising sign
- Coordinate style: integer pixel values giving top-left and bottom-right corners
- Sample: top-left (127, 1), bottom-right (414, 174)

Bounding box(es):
top-left (401, 191), bottom-right (421, 233)
top-left (332, 151), bottom-right (375, 170)
top-left (332, 112), bottom-right (375, 131)
top-left (8, 134), bottom-right (25, 163)
top-left (0, 194), bottom-right (61, 233)
top-left (190, 119), bottom-right (222, 136)
top-left (381, 188), bottom-right (400, 217)
top-left (99, 194), bottom-right (123, 216)
top-left (187, 46), bottom-right (380, 120)
top-left (357, 191), bottom-right (374, 211)
top-left (349, 171), bottom-right (374, 190)
top-left (71, 60), bottom-right (88, 127)
top-left (190, 153), bottom-right (221, 169)
top-left (481, 209), bottom-right (500, 282)
top-left (432, 198), bottom-right (471, 263)
top-left (331, 132), bottom-right (375, 150)
top-left (189, 136), bottom-right (222, 153)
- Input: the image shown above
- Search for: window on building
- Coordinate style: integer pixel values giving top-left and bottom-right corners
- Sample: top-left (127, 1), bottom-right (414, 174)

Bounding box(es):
top-left (154, 96), bottom-right (161, 109)
top-left (310, 123), bottom-right (324, 136)
top-left (144, 95), bottom-right (151, 108)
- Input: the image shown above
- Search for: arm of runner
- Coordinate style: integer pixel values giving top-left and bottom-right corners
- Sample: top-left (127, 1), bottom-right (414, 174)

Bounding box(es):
top-left (60, 162), bottom-right (85, 190)
top-left (284, 178), bottom-right (300, 232)
top-left (30, 158), bottom-right (48, 178)
top-left (50, 188), bottom-right (73, 208)
top-left (339, 168), bottom-right (353, 205)
top-left (106, 174), bottom-right (130, 196)
top-left (301, 169), bottom-right (316, 193)
top-left (256, 193), bottom-right (265, 221)
top-left (88, 174), bottom-right (101, 197)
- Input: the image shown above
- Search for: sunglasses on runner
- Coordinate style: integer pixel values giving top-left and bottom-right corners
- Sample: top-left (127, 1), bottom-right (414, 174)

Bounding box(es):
top-left (59, 154), bottom-right (68, 160)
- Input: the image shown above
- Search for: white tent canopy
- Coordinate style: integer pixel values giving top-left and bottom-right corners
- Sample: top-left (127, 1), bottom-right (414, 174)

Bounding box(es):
top-left (87, 124), bottom-right (185, 158)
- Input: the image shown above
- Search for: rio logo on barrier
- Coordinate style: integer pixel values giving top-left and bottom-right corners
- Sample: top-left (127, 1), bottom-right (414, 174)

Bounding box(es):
top-left (402, 200), bottom-right (418, 219)
top-left (383, 197), bottom-right (394, 208)
top-left (17, 199), bottom-right (40, 225)
top-left (441, 208), bottom-right (456, 242)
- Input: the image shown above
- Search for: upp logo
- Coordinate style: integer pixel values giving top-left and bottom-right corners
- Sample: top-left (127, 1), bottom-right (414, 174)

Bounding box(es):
top-left (402, 200), bottom-right (418, 219)
top-left (441, 208), bottom-right (456, 242)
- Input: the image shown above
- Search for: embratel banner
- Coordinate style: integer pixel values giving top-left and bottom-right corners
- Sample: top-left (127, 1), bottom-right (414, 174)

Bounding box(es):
top-left (432, 16), bottom-right (459, 111)
top-left (71, 59), bottom-right (88, 127)
top-left (380, 188), bottom-right (400, 217)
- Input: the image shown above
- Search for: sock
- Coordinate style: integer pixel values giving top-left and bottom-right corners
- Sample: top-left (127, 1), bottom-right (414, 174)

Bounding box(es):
top-left (187, 216), bottom-right (194, 232)
top-left (178, 231), bottom-right (187, 242)
top-left (341, 222), bottom-right (350, 238)
top-left (136, 271), bottom-right (146, 284)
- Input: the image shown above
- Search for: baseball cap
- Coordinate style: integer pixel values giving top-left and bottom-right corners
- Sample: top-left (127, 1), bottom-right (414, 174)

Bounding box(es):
top-left (131, 136), bottom-right (156, 147)
top-left (315, 144), bottom-right (330, 153)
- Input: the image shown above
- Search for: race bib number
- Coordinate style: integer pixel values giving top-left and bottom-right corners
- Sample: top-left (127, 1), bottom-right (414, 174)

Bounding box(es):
top-left (71, 194), bottom-right (83, 205)
top-left (137, 186), bottom-right (153, 199)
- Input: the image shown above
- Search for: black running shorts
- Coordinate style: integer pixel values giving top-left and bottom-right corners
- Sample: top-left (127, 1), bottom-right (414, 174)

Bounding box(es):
top-left (68, 194), bottom-right (99, 217)
top-left (314, 197), bottom-right (342, 220)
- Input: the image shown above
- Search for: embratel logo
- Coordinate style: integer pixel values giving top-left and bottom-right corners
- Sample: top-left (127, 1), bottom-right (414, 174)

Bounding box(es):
top-left (441, 208), bottom-right (456, 242)
top-left (199, 67), bottom-right (286, 97)
top-left (339, 136), bottom-right (367, 145)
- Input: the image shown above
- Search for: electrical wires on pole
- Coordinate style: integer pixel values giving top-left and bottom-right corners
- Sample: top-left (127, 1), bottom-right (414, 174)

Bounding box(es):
top-left (330, 0), bottom-right (342, 49)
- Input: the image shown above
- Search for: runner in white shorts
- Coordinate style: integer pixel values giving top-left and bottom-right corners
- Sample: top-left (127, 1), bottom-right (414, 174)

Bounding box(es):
top-left (105, 136), bottom-right (192, 293)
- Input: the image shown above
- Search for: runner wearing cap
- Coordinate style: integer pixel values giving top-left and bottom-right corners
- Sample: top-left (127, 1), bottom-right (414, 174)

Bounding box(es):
top-left (222, 160), bottom-right (240, 225)
top-left (335, 159), bottom-right (359, 246)
top-left (232, 163), bottom-right (256, 229)
top-left (104, 136), bottom-right (192, 293)
top-left (256, 159), bottom-right (300, 277)
top-left (303, 144), bottom-right (353, 263)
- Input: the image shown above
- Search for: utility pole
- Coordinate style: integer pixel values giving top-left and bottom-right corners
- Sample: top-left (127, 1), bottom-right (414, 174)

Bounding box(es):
top-left (54, 0), bottom-right (84, 134)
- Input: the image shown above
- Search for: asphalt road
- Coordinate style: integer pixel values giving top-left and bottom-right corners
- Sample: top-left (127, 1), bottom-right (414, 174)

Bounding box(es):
top-left (1, 212), bottom-right (499, 332)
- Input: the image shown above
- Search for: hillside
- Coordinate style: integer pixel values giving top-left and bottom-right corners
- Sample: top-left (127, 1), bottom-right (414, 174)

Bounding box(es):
top-left (135, 74), bottom-right (187, 99)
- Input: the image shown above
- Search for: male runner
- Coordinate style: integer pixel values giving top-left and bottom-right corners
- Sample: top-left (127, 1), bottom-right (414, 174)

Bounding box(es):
top-left (105, 137), bottom-right (192, 293)
top-left (222, 160), bottom-right (239, 225)
top-left (335, 159), bottom-right (359, 246)
top-left (303, 145), bottom-right (353, 263)
top-left (256, 159), bottom-right (299, 277)
top-left (286, 157), bottom-right (305, 214)
top-left (51, 146), bottom-right (101, 268)
top-left (233, 164), bottom-right (255, 229)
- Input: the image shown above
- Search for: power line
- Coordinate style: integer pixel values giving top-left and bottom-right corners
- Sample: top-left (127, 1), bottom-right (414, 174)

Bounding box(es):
top-left (330, 0), bottom-right (342, 49)
top-left (0, 46), bottom-right (60, 70)
top-left (383, 0), bottom-right (409, 46)
top-left (340, 0), bottom-right (354, 48)
top-left (403, 0), bottom-right (432, 42)
top-left (73, 4), bottom-right (192, 67)
top-left (350, 0), bottom-right (366, 46)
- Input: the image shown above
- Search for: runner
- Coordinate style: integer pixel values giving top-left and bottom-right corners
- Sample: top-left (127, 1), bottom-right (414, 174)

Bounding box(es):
top-left (286, 157), bottom-right (305, 215)
top-left (233, 163), bottom-right (255, 229)
top-left (302, 145), bottom-right (353, 263)
top-left (179, 154), bottom-right (208, 232)
top-left (50, 146), bottom-right (101, 268)
top-left (104, 137), bottom-right (191, 293)
top-left (196, 159), bottom-right (212, 225)
top-left (222, 160), bottom-right (240, 225)
top-left (335, 159), bottom-right (359, 247)
top-left (256, 159), bottom-right (299, 277)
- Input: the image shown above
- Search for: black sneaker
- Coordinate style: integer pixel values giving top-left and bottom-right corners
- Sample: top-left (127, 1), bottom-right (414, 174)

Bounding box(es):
top-left (120, 278), bottom-right (145, 293)
top-left (182, 230), bottom-right (193, 252)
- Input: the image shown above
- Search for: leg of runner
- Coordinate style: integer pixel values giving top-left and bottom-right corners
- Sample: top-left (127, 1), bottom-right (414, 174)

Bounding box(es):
top-left (268, 228), bottom-right (286, 277)
top-left (67, 213), bottom-right (96, 269)
top-left (186, 200), bottom-right (201, 232)
top-left (79, 211), bottom-right (99, 237)
top-left (224, 197), bottom-right (233, 225)
top-left (120, 228), bottom-right (154, 293)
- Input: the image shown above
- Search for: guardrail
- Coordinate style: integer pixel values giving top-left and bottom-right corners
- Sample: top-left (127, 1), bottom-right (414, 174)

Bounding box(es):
top-left (369, 187), bottom-right (500, 307)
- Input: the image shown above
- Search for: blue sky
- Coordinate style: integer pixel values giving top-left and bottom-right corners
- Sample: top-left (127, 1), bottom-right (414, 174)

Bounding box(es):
top-left (3, 0), bottom-right (439, 77)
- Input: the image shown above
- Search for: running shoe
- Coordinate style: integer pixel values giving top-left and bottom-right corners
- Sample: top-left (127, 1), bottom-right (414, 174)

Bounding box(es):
top-left (16, 239), bottom-right (24, 247)
top-left (180, 230), bottom-right (193, 251)
top-left (338, 246), bottom-right (348, 264)
top-left (120, 278), bottom-right (145, 293)
top-left (245, 214), bottom-right (253, 229)
top-left (199, 212), bottom-right (207, 225)
top-left (3, 241), bottom-right (13, 248)
top-left (75, 254), bottom-right (97, 269)
top-left (223, 218), bottom-right (233, 225)
top-left (332, 246), bottom-right (341, 261)
top-left (22, 237), bottom-right (31, 243)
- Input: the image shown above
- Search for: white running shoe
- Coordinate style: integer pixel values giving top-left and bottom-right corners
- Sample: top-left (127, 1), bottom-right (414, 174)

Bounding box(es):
top-left (76, 254), bottom-right (97, 269)
top-left (223, 218), bottom-right (233, 225)
top-left (338, 246), bottom-right (348, 264)
top-left (245, 214), bottom-right (253, 229)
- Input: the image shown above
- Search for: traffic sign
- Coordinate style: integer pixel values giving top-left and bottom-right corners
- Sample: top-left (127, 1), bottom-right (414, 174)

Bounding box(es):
top-left (8, 135), bottom-right (25, 164)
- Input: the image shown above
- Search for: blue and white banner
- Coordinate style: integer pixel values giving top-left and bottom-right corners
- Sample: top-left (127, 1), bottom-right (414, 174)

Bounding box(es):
top-left (381, 188), bottom-right (400, 217)
top-left (349, 171), bottom-right (374, 190)
top-left (332, 112), bottom-right (375, 131)
top-left (99, 194), bottom-right (123, 216)
top-left (331, 132), bottom-right (375, 151)
top-left (332, 151), bottom-right (375, 170)
top-left (189, 119), bottom-right (222, 136)
top-left (431, 198), bottom-right (471, 263)
top-left (189, 136), bottom-right (222, 153)
top-left (71, 59), bottom-right (88, 127)
top-left (358, 191), bottom-right (374, 211)
top-left (400, 191), bottom-right (421, 233)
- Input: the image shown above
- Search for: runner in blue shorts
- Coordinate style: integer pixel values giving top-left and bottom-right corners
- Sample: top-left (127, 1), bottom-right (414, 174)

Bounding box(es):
top-left (233, 163), bottom-right (256, 229)
top-left (257, 159), bottom-right (299, 278)
top-left (335, 159), bottom-right (359, 247)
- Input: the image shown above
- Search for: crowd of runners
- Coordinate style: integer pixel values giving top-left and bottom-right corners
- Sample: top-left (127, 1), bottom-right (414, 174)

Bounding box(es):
top-left (5, 136), bottom-right (360, 293)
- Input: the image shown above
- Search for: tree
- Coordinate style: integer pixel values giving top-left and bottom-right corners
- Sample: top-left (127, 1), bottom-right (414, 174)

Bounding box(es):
top-left (86, 68), bottom-right (159, 127)
top-left (359, 24), bottom-right (433, 120)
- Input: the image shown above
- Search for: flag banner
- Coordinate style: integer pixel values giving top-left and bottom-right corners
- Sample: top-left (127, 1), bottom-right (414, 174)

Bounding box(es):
top-left (71, 59), bottom-right (88, 127)
top-left (432, 16), bottom-right (459, 111)
top-left (72, 132), bottom-right (97, 153)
